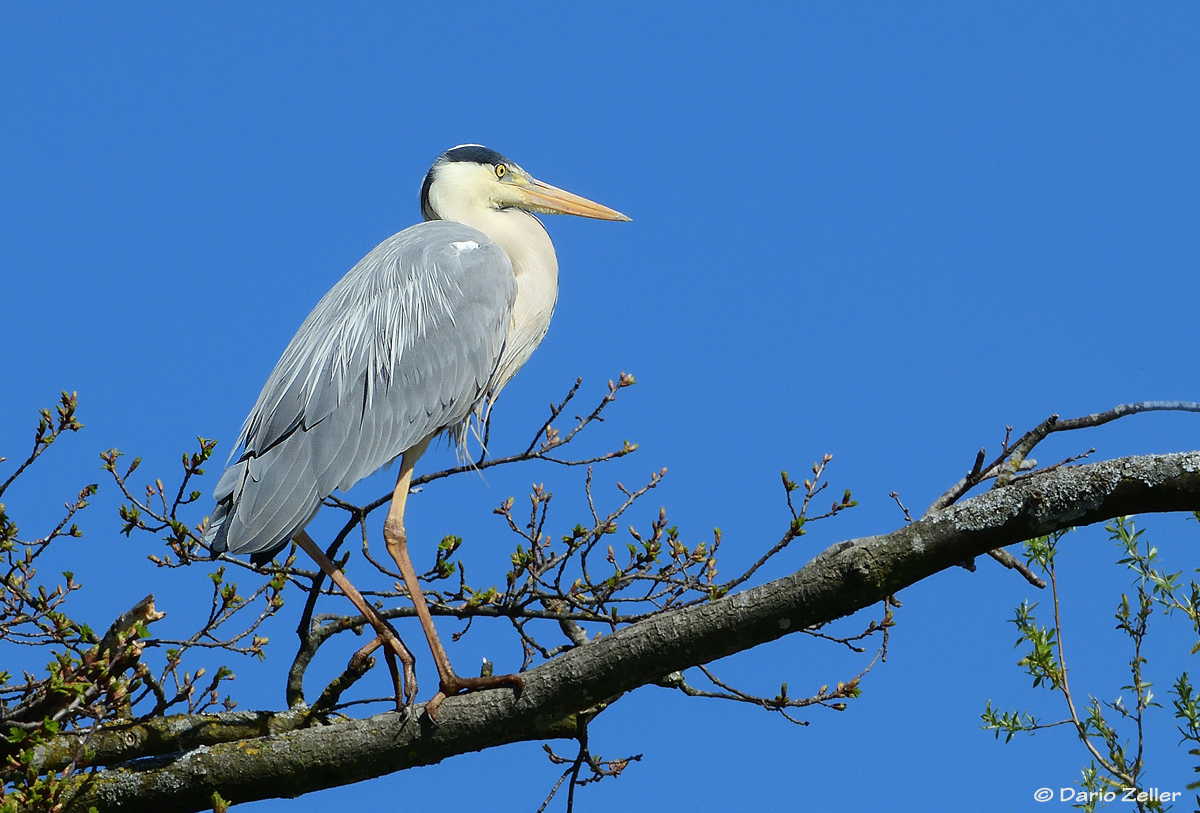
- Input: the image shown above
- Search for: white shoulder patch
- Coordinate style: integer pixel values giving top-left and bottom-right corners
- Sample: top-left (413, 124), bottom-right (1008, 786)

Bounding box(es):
top-left (449, 240), bottom-right (480, 253)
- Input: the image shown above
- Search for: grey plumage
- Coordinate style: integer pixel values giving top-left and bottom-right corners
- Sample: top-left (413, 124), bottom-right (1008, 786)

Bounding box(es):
top-left (205, 220), bottom-right (515, 561)
top-left (205, 145), bottom-right (628, 578)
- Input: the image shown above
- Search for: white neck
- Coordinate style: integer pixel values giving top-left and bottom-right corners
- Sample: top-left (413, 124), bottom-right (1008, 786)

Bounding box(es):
top-left (428, 189), bottom-right (560, 393)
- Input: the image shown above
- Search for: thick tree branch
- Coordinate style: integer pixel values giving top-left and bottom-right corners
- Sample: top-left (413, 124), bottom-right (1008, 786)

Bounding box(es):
top-left (60, 451), bottom-right (1200, 812)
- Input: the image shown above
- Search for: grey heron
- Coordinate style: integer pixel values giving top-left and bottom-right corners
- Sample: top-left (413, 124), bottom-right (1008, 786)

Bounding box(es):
top-left (205, 145), bottom-right (629, 716)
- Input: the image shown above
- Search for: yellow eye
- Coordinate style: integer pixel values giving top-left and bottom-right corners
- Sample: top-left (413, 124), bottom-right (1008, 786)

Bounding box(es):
top-left (495, 164), bottom-right (507, 179)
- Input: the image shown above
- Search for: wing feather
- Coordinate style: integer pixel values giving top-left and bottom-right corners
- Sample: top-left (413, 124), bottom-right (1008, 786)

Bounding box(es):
top-left (206, 220), bottom-right (515, 558)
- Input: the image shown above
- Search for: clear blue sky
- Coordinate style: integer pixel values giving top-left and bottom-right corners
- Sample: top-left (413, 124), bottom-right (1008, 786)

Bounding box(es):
top-left (3, 5), bottom-right (1200, 810)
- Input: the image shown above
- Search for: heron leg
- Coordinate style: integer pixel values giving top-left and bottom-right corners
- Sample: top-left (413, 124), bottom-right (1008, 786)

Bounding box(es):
top-left (383, 444), bottom-right (524, 721)
top-left (293, 530), bottom-right (417, 712)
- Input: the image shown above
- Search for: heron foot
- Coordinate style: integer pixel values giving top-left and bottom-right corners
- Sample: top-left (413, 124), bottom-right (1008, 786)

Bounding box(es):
top-left (351, 619), bottom-right (417, 715)
top-left (423, 672), bottom-right (525, 722)
top-left (386, 637), bottom-right (420, 714)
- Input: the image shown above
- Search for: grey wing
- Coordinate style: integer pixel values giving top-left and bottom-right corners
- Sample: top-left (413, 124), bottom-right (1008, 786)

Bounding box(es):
top-left (205, 220), bottom-right (516, 559)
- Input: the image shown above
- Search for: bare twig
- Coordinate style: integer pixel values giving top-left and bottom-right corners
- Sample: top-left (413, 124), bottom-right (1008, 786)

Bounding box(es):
top-left (889, 491), bottom-right (914, 523)
top-left (986, 549), bottom-right (1047, 589)
top-left (926, 401), bottom-right (1200, 515)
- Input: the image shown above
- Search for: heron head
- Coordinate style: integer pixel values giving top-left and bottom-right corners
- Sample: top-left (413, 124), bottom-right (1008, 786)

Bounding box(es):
top-left (421, 144), bottom-right (630, 224)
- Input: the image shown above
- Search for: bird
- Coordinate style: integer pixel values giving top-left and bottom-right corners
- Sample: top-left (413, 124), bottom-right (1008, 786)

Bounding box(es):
top-left (203, 145), bottom-right (629, 717)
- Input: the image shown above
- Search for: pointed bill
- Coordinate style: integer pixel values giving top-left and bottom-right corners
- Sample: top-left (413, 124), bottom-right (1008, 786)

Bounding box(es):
top-left (516, 178), bottom-right (631, 221)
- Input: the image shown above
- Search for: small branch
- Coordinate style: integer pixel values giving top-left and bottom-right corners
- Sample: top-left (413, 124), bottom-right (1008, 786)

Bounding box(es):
top-left (0, 392), bottom-right (85, 500)
top-left (889, 491), bottom-right (914, 523)
top-left (986, 549), bottom-right (1047, 589)
top-left (925, 401), bottom-right (1200, 515)
top-left (1046, 560), bottom-right (1135, 785)
top-left (307, 638), bottom-right (381, 719)
top-left (3, 595), bottom-right (165, 728)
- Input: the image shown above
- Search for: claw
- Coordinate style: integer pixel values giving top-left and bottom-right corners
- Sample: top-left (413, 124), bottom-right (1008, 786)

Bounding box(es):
top-left (423, 672), bottom-right (525, 723)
